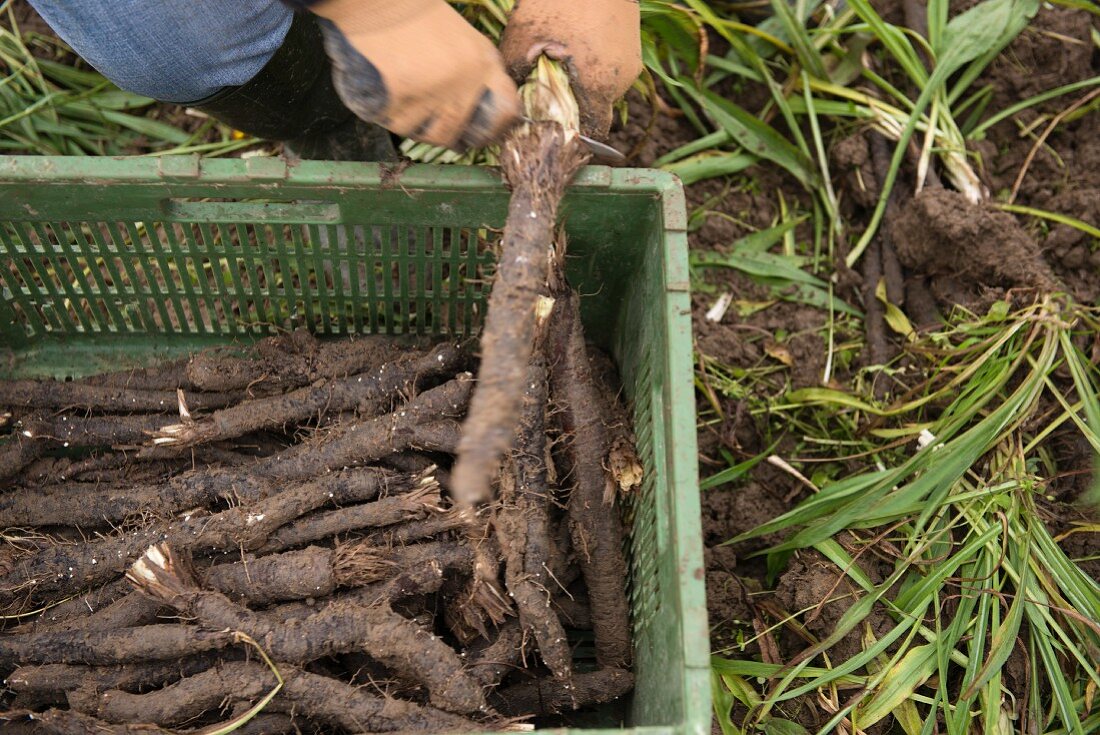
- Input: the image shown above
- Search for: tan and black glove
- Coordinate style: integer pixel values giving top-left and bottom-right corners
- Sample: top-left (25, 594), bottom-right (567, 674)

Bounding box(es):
top-left (309, 0), bottom-right (521, 150)
top-left (499, 0), bottom-right (642, 138)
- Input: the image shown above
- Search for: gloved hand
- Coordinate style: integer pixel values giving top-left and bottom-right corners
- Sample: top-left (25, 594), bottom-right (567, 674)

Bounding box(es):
top-left (310, 0), bottom-right (520, 150)
top-left (499, 0), bottom-right (642, 138)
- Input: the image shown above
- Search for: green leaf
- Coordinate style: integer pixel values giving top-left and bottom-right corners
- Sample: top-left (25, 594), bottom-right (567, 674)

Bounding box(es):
top-left (746, 0), bottom-right (824, 60)
top-left (785, 387), bottom-right (885, 415)
top-left (876, 278), bottom-right (916, 342)
top-left (969, 76), bottom-right (1100, 138)
top-left (726, 469), bottom-right (888, 544)
top-left (960, 538), bottom-right (1029, 698)
top-left (936, 0), bottom-right (1038, 79)
top-left (705, 54), bottom-right (765, 84)
top-left (34, 58), bottom-right (116, 87)
top-left (81, 89), bottom-right (156, 111)
top-left (767, 0), bottom-right (828, 78)
top-left (710, 656), bottom-right (866, 686)
top-left (64, 104), bottom-right (191, 144)
top-left (720, 673), bottom-right (762, 709)
top-left (772, 527), bottom-right (997, 706)
top-left (682, 83), bottom-right (819, 189)
top-left (692, 249), bottom-right (822, 286)
top-left (654, 130), bottom-right (732, 167)
top-left (844, 0), bottom-right (928, 86)
top-left (853, 644), bottom-right (937, 727)
top-left (641, 5), bottom-right (704, 72)
top-left (733, 220), bottom-right (805, 254)
top-left (829, 34), bottom-right (875, 86)
top-left (1030, 613), bottom-right (1084, 732)
top-left (762, 720), bottom-right (810, 735)
top-left (779, 281), bottom-right (862, 317)
top-left (944, 0), bottom-right (1041, 103)
top-left (691, 246), bottom-right (861, 316)
top-left (662, 150), bottom-right (757, 185)
top-left (711, 669), bottom-right (743, 735)
top-left (701, 445), bottom-right (775, 490)
top-left (927, 0), bottom-right (949, 47)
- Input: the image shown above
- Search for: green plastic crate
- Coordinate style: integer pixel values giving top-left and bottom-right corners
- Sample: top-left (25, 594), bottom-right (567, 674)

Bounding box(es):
top-left (0, 155), bottom-right (708, 735)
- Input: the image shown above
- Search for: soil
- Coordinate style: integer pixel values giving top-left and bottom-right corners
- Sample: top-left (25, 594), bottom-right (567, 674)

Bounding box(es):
top-left (613, 2), bottom-right (1100, 731)
top-left (971, 6), bottom-right (1100, 301)
top-left (889, 189), bottom-right (1060, 305)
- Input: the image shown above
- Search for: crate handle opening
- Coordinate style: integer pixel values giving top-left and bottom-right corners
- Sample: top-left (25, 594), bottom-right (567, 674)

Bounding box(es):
top-left (160, 198), bottom-right (340, 224)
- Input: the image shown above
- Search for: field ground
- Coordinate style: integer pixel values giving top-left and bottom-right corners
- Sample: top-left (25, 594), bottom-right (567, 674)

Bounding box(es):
top-left (2, 0), bottom-right (1099, 732)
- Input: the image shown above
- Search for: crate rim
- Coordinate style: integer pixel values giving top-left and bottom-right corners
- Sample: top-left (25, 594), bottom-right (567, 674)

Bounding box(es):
top-left (0, 155), bottom-right (686, 211)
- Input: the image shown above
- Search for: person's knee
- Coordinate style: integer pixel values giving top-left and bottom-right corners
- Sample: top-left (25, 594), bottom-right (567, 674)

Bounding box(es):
top-left (26, 0), bottom-right (294, 103)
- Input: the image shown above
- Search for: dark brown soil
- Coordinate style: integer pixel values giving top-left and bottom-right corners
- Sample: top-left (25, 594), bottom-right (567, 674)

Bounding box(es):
top-left (773, 547), bottom-right (895, 665)
top-left (615, 2), bottom-right (1100, 731)
top-left (889, 189), bottom-right (1060, 310)
top-left (972, 6), bottom-right (1100, 301)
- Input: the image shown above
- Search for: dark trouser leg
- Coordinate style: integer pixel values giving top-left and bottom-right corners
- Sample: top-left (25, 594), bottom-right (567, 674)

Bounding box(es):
top-left (191, 12), bottom-right (396, 162)
top-left (30, 0), bottom-right (395, 161)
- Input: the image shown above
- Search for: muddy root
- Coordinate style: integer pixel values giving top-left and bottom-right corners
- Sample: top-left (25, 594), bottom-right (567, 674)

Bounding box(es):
top-left (451, 122), bottom-right (589, 508)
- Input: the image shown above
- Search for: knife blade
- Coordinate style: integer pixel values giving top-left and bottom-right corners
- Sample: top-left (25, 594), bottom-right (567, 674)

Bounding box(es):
top-left (520, 116), bottom-right (626, 164)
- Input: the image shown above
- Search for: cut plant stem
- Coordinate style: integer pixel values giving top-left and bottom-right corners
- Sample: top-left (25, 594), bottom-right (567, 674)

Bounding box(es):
top-left (451, 57), bottom-right (590, 508)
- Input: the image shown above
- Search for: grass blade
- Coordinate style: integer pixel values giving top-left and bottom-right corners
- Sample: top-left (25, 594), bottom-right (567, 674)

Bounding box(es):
top-left (682, 83), bottom-right (819, 190)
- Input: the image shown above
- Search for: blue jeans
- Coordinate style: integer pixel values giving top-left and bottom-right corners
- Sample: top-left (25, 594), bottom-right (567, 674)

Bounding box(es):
top-left (27, 1), bottom-right (294, 104)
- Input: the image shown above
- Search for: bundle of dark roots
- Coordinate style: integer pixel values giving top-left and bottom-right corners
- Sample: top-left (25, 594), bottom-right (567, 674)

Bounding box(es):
top-left (0, 323), bottom-right (641, 734)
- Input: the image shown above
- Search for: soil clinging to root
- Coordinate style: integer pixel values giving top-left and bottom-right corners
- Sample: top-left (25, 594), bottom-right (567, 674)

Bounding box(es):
top-left (0, 327), bottom-right (638, 733)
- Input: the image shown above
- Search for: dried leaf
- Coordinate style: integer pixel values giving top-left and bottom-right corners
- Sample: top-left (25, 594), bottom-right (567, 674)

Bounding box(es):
top-left (765, 341), bottom-right (794, 366)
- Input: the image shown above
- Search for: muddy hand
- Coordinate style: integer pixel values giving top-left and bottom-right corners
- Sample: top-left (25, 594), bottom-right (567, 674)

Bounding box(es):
top-left (500, 0), bottom-right (642, 138)
top-left (309, 0), bottom-right (521, 150)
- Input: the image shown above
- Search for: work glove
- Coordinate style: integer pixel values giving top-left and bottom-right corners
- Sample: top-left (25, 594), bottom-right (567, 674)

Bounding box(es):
top-left (499, 0), bottom-right (642, 139)
top-left (310, 0), bottom-right (520, 150)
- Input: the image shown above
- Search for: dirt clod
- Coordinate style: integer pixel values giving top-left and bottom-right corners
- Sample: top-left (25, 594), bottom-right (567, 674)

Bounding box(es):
top-left (890, 189), bottom-right (1061, 303)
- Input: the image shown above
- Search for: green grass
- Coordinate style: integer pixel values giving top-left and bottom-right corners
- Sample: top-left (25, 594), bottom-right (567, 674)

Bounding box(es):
top-left (712, 299), bottom-right (1100, 734)
top-left (0, 1), bottom-right (256, 156)
top-left (654, 0), bottom-right (1099, 730)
